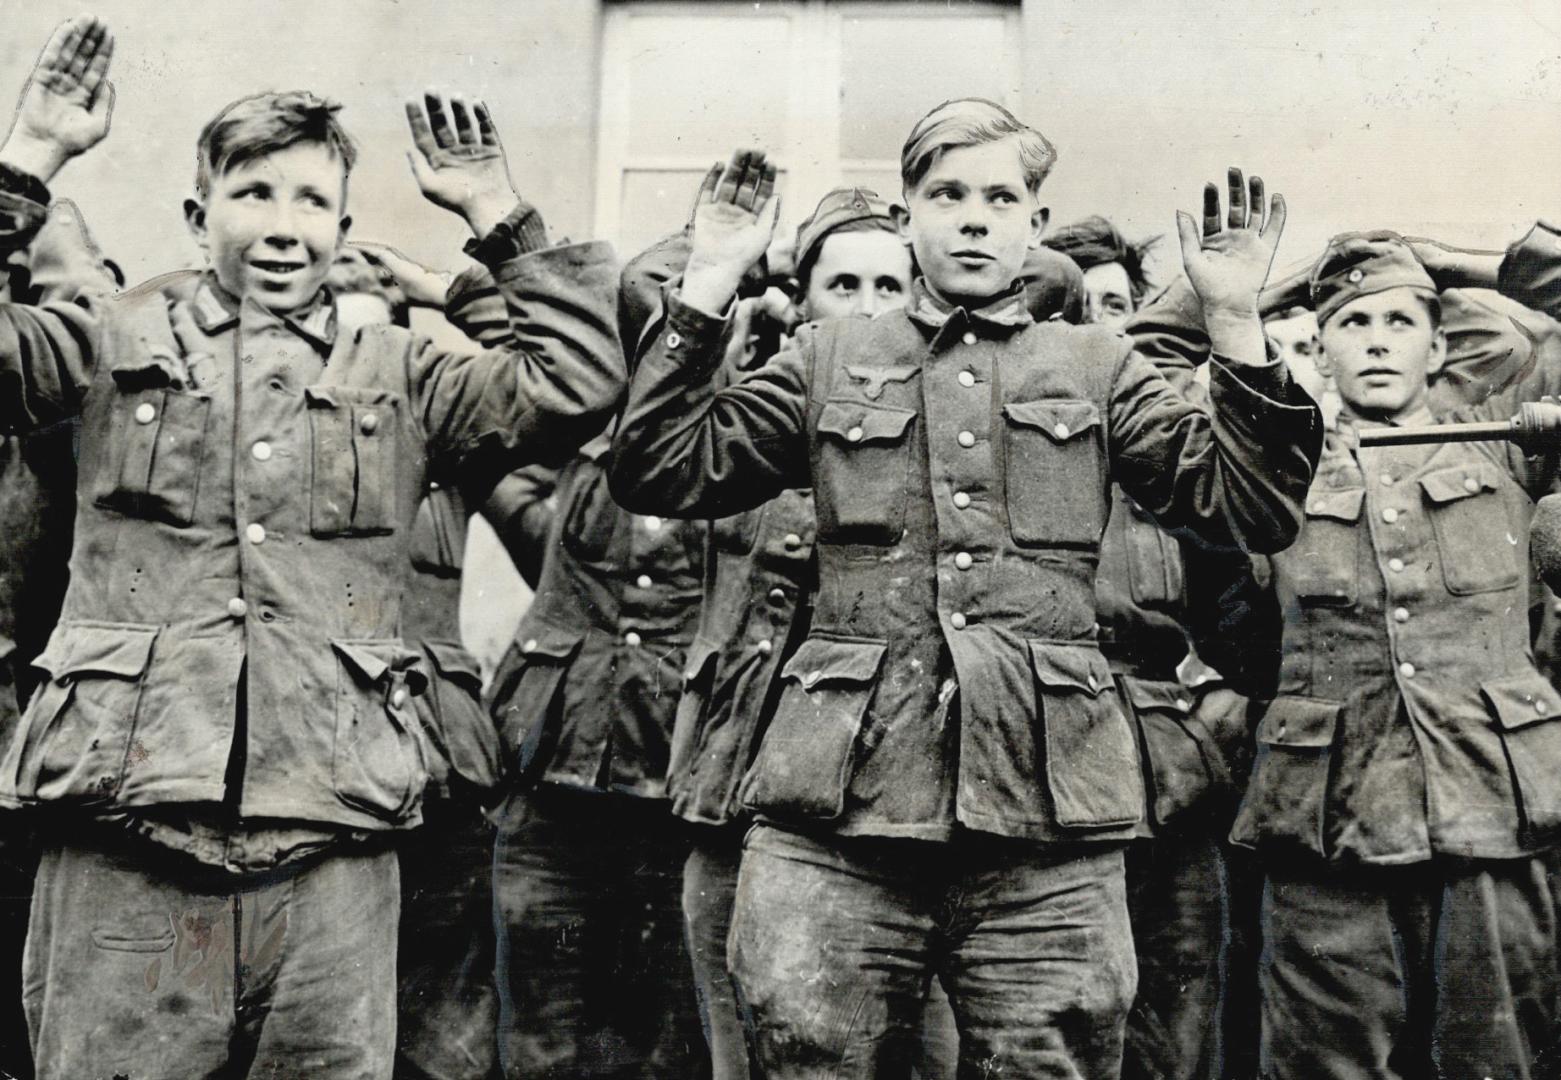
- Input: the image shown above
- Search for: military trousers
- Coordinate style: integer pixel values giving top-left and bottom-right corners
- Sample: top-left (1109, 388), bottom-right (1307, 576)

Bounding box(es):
top-left (728, 823), bottom-right (1137, 1080)
top-left (395, 799), bottom-right (500, 1080)
top-left (24, 834), bottom-right (399, 1080)
top-left (1259, 855), bottom-right (1561, 1080)
top-left (492, 784), bottom-right (703, 1079)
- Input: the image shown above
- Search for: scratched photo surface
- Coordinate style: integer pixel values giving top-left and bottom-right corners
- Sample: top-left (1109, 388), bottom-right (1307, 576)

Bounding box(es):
top-left (0, 1), bottom-right (1559, 1078)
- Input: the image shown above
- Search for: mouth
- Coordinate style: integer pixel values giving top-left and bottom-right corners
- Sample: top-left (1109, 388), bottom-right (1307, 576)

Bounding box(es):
top-left (949, 250), bottom-right (995, 268)
top-left (1357, 367), bottom-right (1400, 380)
top-left (248, 258), bottom-right (307, 277)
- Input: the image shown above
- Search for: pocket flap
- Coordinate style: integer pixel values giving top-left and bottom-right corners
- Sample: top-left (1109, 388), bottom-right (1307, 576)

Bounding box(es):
top-left (304, 384), bottom-right (403, 410)
top-left (512, 622), bottom-right (586, 662)
top-left (1002, 399), bottom-right (1101, 443)
top-left (1118, 676), bottom-right (1193, 714)
top-left (1304, 487), bottom-right (1365, 522)
top-left (1482, 671), bottom-right (1561, 731)
top-left (1420, 462), bottom-right (1500, 505)
top-left (1257, 695), bottom-right (1342, 748)
top-left (107, 348), bottom-right (184, 390)
top-left (331, 639), bottom-right (429, 693)
top-left (682, 636), bottom-right (722, 685)
top-left (1029, 641), bottom-right (1112, 696)
top-left (44, 622), bottom-right (159, 681)
top-left (817, 401), bottom-right (916, 445)
top-left (422, 639), bottom-right (482, 692)
top-left (781, 637), bottom-right (886, 689)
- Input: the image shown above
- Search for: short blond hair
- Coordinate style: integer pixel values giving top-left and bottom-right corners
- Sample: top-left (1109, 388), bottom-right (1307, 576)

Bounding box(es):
top-left (900, 98), bottom-right (1056, 196)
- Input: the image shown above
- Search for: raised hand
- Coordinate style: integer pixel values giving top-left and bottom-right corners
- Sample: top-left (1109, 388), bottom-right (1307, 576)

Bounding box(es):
top-left (682, 150), bottom-right (780, 316)
top-left (1176, 168), bottom-right (1286, 319)
top-left (2, 16), bottom-right (116, 183)
top-left (351, 241), bottom-right (452, 307)
top-left (405, 91), bottom-right (516, 238)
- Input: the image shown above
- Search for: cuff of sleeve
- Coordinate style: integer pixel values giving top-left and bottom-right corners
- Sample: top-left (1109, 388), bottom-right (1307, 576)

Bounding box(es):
top-left (463, 200), bottom-right (549, 266)
top-left (1498, 220), bottom-right (1561, 302)
top-left (658, 288), bottom-right (737, 377)
top-left (0, 163), bottom-right (50, 208)
top-left (1209, 355), bottom-right (1289, 399)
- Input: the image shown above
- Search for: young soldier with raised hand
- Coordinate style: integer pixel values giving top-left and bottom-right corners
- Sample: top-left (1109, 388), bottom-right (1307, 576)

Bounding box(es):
top-left (0, 18), bottom-right (622, 1076)
top-left (610, 99), bottom-right (1321, 1077)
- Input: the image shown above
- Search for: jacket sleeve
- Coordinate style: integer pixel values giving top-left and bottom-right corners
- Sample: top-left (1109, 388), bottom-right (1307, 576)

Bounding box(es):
top-left (481, 463), bottom-right (560, 590)
top-left (1110, 290), bottom-right (1324, 555)
top-left (607, 289), bottom-right (810, 518)
top-left (411, 231), bottom-right (625, 494)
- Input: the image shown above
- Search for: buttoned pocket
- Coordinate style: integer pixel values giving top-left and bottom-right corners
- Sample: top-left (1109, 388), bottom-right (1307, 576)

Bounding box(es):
top-left (1290, 487), bottom-right (1363, 606)
top-left (739, 636), bottom-right (886, 820)
top-left (7, 621), bottom-right (159, 802)
top-left (486, 622), bottom-right (585, 779)
top-left (1420, 463), bottom-right (1520, 595)
top-left (305, 386), bottom-right (402, 538)
top-left (1031, 641), bottom-right (1142, 828)
top-left (93, 356), bottom-right (210, 527)
top-left (1003, 400), bottom-right (1106, 547)
top-left (815, 401), bottom-right (916, 546)
top-left (1119, 676), bottom-right (1216, 827)
top-left (330, 639), bottom-right (429, 821)
top-left (1229, 695), bottom-right (1341, 856)
top-left (1484, 671), bottom-right (1561, 836)
top-left (420, 640), bottom-right (503, 796)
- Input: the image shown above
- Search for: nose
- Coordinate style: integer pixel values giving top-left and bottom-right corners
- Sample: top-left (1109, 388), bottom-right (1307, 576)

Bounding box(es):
top-left (958, 204), bottom-right (990, 237)
top-left (262, 203), bottom-right (300, 249)
top-left (1084, 295), bottom-right (1104, 325)
top-left (854, 289), bottom-right (883, 318)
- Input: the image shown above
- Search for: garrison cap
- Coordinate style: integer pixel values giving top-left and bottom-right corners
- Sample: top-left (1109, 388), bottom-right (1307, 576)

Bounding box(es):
top-left (795, 187), bottom-right (895, 279)
top-left (1309, 231), bottom-right (1436, 328)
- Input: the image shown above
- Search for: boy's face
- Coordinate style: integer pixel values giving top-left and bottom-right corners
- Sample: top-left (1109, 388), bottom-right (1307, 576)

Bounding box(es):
top-left (899, 137), bottom-right (1044, 307)
top-left (1081, 262), bottom-right (1135, 330)
top-left (802, 229), bottom-right (913, 320)
top-left (186, 142), bottom-right (350, 313)
top-left (1320, 287), bottom-right (1445, 422)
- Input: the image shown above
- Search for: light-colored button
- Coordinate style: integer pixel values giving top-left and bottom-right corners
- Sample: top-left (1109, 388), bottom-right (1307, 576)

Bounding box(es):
top-left (756, 639), bottom-right (774, 656)
top-left (246, 523), bottom-right (267, 545)
top-left (1308, 501), bottom-right (1323, 514)
top-left (359, 413), bottom-right (379, 435)
top-left (783, 533), bottom-right (803, 549)
top-left (1087, 672), bottom-right (1099, 691)
top-left (1176, 698), bottom-right (1191, 710)
top-left (134, 402), bottom-right (156, 424)
top-left (1553, 600), bottom-right (1561, 616)
top-left (429, 480), bottom-right (441, 492)
top-left (1053, 423), bottom-right (1070, 440)
top-left (522, 638), bottom-right (538, 654)
top-left (954, 552), bottom-right (973, 570)
top-left (1380, 473), bottom-right (1394, 486)
top-left (846, 425), bottom-right (864, 443)
top-left (962, 331), bottom-right (977, 346)
top-left (667, 331), bottom-right (683, 349)
top-left (953, 491), bottom-right (971, 509)
top-left (251, 441), bottom-right (272, 462)
top-left (803, 670), bottom-right (822, 688)
top-left (950, 612), bottom-right (968, 630)
top-left (644, 516), bottom-right (663, 531)
top-left (1393, 607), bottom-right (1409, 623)
top-left (1382, 508), bottom-right (1399, 524)
top-left (391, 688), bottom-right (408, 708)
top-left (768, 587), bottom-right (787, 604)
top-left (1536, 698), bottom-right (1549, 714)
top-left (1389, 558), bottom-right (1406, 573)
top-left (227, 597), bottom-right (248, 619)
top-left (1399, 661), bottom-right (1416, 678)
top-left (1463, 476), bottom-right (1480, 493)
top-left (1347, 268), bottom-right (1365, 284)
top-left (635, 574), bottom-right (653, 589)
top-left (624, 631), bottom-right (642, 647)
top-left (957, 430), bottom-right (976, 448)
top-left (958, 370), bottom-right (976, 388)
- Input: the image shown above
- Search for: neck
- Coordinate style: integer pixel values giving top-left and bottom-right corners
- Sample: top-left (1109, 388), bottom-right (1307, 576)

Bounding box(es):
top-left (1340, 399), bottom-right (1435, 428)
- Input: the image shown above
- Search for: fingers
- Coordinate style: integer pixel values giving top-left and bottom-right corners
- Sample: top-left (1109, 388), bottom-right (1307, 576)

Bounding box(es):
top-left (735, 156), bottom-right (764, 211)
top-left (1201, 183), bottom-right (1221, 239)
top-left (405, 98), bottom-right (438, 159)
top-left (1246, 174), bottom-right (1265, 231)
top-left (424, 91), bottom-right (454, 148)
top-left (81, 27), bottom-right (114, 102)
top-left (1176, 209), bottom-right (1201, 257)
top-left (473, 101), bottom-right (500, 148)
top-left (67, 19), bottom-right (107, 82)
top-left (754, 163), bottom-right (777, 217)
top-left (1261, 192), bottom-right (1287, 242)
top-left (714, 149), bottom-right (749, 206)
top-left (449, 96), bottom-right (474, 145)
top-left (1226, 167), bottom-right (1246, 231)
top-left (38, 18), bottom-right (84, 80)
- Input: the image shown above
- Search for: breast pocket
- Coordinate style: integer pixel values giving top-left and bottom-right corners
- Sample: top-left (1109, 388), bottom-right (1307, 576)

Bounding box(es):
top-left (1003, 399), bottom-right (1106, 546)
top-left (305, 386), bottom-right (403, 538)
top-left (1289, 487), bottom-right (1364, 606)
top-left (1483, 671), bottom-right (1561, 838)
top-left (1420, 463), bottom-right (1521, 595)
top-left (559, 470), bottom-right (620, 564)
top-left (815, 401), bottom-right (916, 546)
top-left (93, 358), bottom-right (210, 527)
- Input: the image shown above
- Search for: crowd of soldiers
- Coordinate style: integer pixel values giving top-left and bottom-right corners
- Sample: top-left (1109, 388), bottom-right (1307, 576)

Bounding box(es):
top-left (1, 12), bottom-right (1560, 1080)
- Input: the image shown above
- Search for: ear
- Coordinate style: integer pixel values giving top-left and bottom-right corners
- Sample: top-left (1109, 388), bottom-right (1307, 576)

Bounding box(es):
top-left (1312, 341), bottom-right (1334, 379)
top-left (1425, 325), bottom-right (1448, 378)
top-left (1029, 205), bottom-right (1050, 249)
top-left (891, 202), bottom-right (914, 246)
top-left (183, 198), bottom-right (208, 250)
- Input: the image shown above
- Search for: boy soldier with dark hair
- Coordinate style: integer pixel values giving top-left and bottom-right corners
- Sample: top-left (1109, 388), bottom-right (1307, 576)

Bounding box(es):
top-left (609, 96), bottom-right (1321, 1077)
top-left (0, 17), bottom-right (622, 1078)
top-left (1230, 230), bottom-right (1561, 1079)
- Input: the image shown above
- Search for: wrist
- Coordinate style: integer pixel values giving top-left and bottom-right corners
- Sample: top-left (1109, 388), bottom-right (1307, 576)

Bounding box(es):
top-left (1203, 306), bottom-right (1267, 365)
top-left (461, 193), bottom-right (518, 241)
top-left (682, 263), bottom-right (745, 316)
top-left (0, 134), bottom-right (66, 186)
